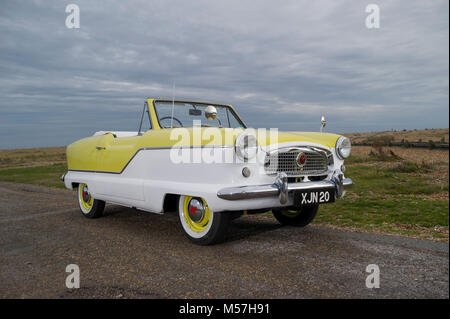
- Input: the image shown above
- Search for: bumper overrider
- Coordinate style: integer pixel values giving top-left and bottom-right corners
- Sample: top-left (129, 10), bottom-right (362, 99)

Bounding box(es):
top-left (217, 171), bottom-right (354, 204)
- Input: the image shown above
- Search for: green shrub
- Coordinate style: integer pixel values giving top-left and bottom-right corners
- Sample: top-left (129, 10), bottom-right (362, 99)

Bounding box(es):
top-left (428, 140), bottom-right (436, 149)
top-left (367, 135), bottom-right (394, 147)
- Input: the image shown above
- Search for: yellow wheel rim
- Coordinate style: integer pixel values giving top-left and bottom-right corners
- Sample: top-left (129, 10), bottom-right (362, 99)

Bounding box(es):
top-left (182, 196), bottom-right (211, 233)
top-left (79, 183), bottom-right (94, 211)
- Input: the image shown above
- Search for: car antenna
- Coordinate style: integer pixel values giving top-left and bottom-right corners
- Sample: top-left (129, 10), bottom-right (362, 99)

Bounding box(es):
top-left (170, 80), bottom-right (175, 128)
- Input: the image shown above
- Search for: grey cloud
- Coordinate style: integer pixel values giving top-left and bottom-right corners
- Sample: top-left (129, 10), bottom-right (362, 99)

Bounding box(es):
top-left (0, 0), bottom-right (448, 149)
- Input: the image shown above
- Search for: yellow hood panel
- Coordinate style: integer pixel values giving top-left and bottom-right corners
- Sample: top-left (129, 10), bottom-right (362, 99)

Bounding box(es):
top-left (261, 131), bottom-right (341, 148)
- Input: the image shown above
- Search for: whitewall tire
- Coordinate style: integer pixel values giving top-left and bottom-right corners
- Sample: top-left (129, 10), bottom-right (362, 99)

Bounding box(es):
top-left (77, 183), bottom-right (105, 218)
top-left (178, 195), bottom-right (230, 245)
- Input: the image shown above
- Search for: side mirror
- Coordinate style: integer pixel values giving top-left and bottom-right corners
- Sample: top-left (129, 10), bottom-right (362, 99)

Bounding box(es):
top-left (205, 105), bottom-right (217, 120)
top-left (320, 115), bottom-right (326, 132)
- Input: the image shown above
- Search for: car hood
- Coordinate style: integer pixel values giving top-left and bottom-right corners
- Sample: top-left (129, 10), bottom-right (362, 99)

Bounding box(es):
top-left (260, 131), bottom-right (341, 148)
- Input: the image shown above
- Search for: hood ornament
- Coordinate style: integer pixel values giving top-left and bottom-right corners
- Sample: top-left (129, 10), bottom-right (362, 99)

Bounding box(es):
top-left (320, 115), bottom-right (326, 132)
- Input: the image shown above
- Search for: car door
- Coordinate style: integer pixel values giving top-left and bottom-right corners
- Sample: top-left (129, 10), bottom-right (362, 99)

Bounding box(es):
top-left (93, 133), bottom-right (145, 202)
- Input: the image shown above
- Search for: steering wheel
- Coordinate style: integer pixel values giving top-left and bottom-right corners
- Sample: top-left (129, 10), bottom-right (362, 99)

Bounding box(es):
top-left (159, 116), bottom-right (183, 128)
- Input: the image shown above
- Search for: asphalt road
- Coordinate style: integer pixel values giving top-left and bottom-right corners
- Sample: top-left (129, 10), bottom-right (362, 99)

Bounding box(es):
top-left (0, 181), bottom-right (448, 299)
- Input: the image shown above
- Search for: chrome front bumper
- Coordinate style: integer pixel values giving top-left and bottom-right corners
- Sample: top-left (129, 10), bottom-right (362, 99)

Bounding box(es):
top-left (217, 172), bottom-right (354, 204)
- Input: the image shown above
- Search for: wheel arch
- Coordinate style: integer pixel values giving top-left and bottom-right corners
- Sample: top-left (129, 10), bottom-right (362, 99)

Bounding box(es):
top-left (162, 193), bottom-right (180, 213)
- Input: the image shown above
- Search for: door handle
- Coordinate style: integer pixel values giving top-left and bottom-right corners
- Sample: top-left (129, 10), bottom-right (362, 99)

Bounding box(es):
top-left (96, 146), bottom-right (106, 150)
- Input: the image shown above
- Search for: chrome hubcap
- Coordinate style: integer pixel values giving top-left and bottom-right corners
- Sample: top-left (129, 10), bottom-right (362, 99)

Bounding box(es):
top-left (82, 186), bottom-right (91, 203)
top-left (188, 198), bottom-right (205, 222)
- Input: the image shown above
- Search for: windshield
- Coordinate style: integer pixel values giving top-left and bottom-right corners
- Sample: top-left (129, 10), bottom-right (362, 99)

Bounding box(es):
top-left (154, 101), bottom-right (246, 129)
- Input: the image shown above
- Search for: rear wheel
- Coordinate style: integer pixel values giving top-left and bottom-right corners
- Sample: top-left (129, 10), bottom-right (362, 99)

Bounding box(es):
top-left (178, 195), bottom-right (230, 245)
top-left (272, 205), bottom-right (319, 227)
top-left (77, 183), bottom-right (105, 218)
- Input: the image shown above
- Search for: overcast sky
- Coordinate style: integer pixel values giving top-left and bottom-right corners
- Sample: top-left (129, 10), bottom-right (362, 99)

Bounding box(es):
top-left (0, 0), bottom-right (448, 149)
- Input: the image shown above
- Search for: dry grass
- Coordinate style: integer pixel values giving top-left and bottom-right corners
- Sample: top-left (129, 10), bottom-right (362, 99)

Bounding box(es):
top-left (350, 145), bottom-right (449, 190)
top-left (327, 144), bottom-right (449, 241)
top-left (346, 128), bottom-right (449, 144)
top-left (0, 146), bottom-right (66, 170)
top-left (351, 146), bottom-right (449, 165)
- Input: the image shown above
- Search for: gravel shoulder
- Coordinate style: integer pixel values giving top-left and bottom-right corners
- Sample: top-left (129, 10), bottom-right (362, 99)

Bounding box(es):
top-left (0, 181), bottom-right (448, 299)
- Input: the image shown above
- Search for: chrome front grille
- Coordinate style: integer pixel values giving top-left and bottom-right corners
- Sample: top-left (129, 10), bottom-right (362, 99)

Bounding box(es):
top-left (264, 148), bottom-right (329, 176)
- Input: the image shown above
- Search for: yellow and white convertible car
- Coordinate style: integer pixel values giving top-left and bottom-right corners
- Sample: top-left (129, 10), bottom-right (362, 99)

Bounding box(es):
top-left (62, 98), bottom-right (353, 244)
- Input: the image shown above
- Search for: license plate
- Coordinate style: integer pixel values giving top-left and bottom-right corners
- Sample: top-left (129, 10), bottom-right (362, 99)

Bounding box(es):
top-left (294, 189), bottom-right (335, 206)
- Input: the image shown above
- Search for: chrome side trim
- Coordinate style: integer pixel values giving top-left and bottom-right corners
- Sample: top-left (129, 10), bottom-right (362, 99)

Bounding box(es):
top-left (143, 145), bottom-right (234, 151)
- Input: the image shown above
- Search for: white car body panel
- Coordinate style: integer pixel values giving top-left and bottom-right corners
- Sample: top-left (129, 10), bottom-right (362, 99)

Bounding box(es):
top-left (64, 141), bottom-right (344, 213)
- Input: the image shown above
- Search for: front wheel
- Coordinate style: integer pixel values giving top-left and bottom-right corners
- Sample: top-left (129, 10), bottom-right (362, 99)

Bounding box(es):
top-left (178, 195), bottom-right (230, 245)
top-left (272, 205), bottom-right (319, 227)
top-left (78, 183), bottom-right (105, 218)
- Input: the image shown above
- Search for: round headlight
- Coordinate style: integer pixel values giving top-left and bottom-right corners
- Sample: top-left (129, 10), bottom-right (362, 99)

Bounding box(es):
top-left (235, 132), bottom-right (258, 160)
top-left (336, 136), bottom-right (351, 159)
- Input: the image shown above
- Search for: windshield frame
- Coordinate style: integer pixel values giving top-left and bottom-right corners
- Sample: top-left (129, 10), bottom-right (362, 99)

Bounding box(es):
top-left (152, 100), bottom-right (247, 129)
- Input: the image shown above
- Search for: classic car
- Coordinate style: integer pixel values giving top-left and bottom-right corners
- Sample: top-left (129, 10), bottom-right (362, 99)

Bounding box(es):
top-left (62, 98), bottom-right (353, 245)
